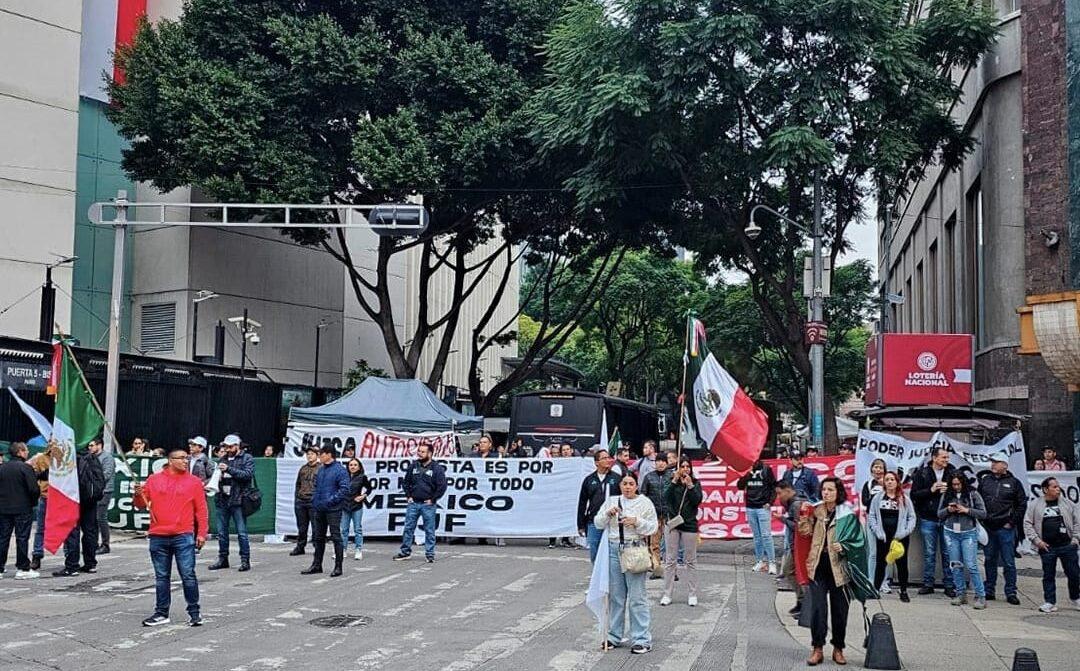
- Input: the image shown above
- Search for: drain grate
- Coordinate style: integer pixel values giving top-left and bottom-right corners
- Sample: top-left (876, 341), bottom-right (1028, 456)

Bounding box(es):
top-left (309, 614), bottom-right (373, 629)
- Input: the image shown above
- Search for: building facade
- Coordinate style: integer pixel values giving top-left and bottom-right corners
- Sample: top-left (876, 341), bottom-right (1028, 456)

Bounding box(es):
top-left (881, 0), bottom-right (1074, 456)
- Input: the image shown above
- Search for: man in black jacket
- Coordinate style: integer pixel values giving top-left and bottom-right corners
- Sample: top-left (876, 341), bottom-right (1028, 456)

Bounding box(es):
top-left (53, 446), bottom-right (106, 577)
top-left (978, 452), bottom-right (1027, 604)
top-left (738, 460), bottom-right (778, 574)
top-left (0, 442), bottom-right (41, 579)
top-left (209, 434), bottom-right (255, 572)
top-left (394, 444), bottom-right (447, 563)
top-left (577, 449), bottom-right (620, 563)
top-left (639, 452), bottom-right (671, 578)
top-left (290, 445), bottom-right (321, 556)
top-left (910, 447), bottom-right (956, 596)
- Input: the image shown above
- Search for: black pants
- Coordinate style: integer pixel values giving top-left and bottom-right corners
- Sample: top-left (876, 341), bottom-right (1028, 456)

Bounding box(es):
top-left (294, 501), bottom-right (313, 546)
top-left (96, 496), bottom-right (111, 548)
top-left (64, 503), bottom-right (99, 570)
top-left (874, 535), bottom-right (910, 589)
top-left (311, 509), bottom-right (343, 569)
top-left (809, 558), bottom-right (850, 649)
top-left (0, 512), bottom-right (34, 572)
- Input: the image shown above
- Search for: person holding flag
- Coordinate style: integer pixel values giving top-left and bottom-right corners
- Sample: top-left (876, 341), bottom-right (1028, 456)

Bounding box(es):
top-left (681, 316), bottom-right (769, 477)
top-left (41, 342), bottom-right (106, 577)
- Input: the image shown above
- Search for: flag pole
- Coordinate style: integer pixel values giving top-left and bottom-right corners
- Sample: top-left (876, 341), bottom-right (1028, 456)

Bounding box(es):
top-left (54, 326), bottom-right (135, 479)
top-left (674, 313), bottom-right (692, 465)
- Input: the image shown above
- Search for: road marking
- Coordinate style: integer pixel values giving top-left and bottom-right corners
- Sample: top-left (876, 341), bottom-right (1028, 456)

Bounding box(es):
top-left (382, 592), bottom-right (438, 617)
top-left (731, 564), bottom-right (749, 671)
top-left (367, 572), bottom-right (403, 586)
top-left (659, 583), bottom-right (735, 671)
top-left (501, 572), bottom-right (539, 593)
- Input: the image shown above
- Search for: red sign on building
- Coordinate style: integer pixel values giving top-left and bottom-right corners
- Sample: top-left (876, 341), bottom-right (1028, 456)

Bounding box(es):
top-left (865, 333), bottom-right (974, 406)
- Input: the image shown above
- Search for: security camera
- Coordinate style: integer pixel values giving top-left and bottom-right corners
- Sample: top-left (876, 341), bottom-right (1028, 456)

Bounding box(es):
top-left (744, 221), bottom-right (762, 241)
top-left (249, 333), bottom-right (260, 346)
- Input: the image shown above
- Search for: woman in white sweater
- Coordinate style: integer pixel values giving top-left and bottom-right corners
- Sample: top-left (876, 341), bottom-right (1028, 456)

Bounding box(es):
top-left (594, 471), bottom-right (659, 655)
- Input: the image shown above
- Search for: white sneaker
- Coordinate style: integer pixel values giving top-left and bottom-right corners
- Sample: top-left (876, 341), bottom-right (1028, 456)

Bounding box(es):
top-left (752, 561), bottom-right (766, 572)
top-left (688, 595), bottom-right (698, 607)
top-left (880, 582), bottom-right (892, 595)
top-left (1038, 602), bottom-right (1058, 613)
top-left (659, 595), bottom-right (672, 606)
top-left (354, 550), bottom-right (363, 561)
top-left (1071, 598), bottom-right (1080, 611)
top-left (767, 562), bottom-right (778, 576)
top-left (14, 570), bottom-right (39, 580)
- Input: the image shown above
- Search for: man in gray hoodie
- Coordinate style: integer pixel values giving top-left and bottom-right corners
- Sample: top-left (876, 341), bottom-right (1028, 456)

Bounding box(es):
top-left (88, 438), bottom-right (115, 555)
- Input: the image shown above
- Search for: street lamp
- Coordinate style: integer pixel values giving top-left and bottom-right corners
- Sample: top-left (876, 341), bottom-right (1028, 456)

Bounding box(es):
top-left (38, 254), bottom-right (78, 341)
top-left (313, 319), bottom-right (330, 388)
top-left (191, 289), bottom-right (219, 361)
top-left (744, 168), bottom-right (827, 451)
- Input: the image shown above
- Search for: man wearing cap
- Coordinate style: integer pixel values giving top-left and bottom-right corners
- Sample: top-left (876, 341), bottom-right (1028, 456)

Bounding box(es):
top-left (302, 446), bottom-right (350, 577)
top-left (290, 445), bottom-right (321, 556)
top-left (133, 444), bottom-right (209, 626)
top-left (779, 449), bottom-right (819, 504)
top-left (978, 452), bottom-right (1027, 604)
top-left (209, 434), bottom-right (254, 572)
top-left (187, 437), bottom-right (214, 484)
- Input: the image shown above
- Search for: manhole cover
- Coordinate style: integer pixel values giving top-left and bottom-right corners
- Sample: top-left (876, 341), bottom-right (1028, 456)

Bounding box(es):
top-left (53, 574), bottom-right (217, 594)
top-left (309, 614), bottom-right (373, 628)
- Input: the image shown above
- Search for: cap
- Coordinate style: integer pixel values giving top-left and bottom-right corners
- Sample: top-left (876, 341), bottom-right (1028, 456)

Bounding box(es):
top-left (222, 434), bottom-right (242, 446)
top-left (188, 436), bottom-right (207, 449)
top-left (990, 451), bottom-right (1009, 464)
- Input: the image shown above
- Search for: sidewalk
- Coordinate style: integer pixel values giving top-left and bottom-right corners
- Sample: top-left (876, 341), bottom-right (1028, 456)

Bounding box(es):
top-left (773, 554), bottom-right (1078, 670)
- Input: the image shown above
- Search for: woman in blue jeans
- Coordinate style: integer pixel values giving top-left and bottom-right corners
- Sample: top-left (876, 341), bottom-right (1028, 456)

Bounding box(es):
top-left (341, 459), bottom-right (373, 561)
top-left (938, 473), bottom-right (987, 609)
top-left (594, 472), bottom-right (659, 655)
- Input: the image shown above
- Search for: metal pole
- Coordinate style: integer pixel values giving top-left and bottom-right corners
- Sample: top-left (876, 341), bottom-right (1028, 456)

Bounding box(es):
top-left (192, 297), bottom-right (199, 361)
top-left (811, 170), bottom-right (825, 450)
top-left (240, 307), bottom-right (248, 382)
top-left (39, 265), bottom-right (55, 341)
top-left (313, 324), bottom-right (321, 388)
top-left (880, 203), bottom-right (892, 333)
top-left (104, 190), bottom-right (128, 454)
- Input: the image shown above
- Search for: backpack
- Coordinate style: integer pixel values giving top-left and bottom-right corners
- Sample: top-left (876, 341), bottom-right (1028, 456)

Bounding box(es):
top-left (78, 453), bottom-right (107, 503)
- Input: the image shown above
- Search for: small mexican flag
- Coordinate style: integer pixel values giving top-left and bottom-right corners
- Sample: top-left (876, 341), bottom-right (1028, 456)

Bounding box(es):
top-left (44, 343), bottom-right (104, 554)
top-left (684, 317), bottom-right (768, 477)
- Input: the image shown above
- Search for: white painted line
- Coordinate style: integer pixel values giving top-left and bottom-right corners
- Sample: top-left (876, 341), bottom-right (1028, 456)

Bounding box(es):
top-left (367, 572), bottom-right (404, 586)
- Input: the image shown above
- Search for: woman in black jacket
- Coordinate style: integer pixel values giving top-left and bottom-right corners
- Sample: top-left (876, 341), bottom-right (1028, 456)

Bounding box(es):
top-left (661, 457), bottom-right (704, 607)
top-left (340, 459), bottom-right (374, 560)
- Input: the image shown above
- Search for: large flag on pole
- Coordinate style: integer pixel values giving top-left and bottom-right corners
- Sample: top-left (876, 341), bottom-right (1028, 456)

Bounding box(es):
top-left (685, 317), bottom-right (768, 477)
top-left (44, 344), bottom-right (104, 554)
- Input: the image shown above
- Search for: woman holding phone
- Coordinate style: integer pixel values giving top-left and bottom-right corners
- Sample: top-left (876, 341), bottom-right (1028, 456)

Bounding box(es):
top-left (938, 474), bottom-right (987, 609)
top-left (662, 457), bottom-right (704, 607)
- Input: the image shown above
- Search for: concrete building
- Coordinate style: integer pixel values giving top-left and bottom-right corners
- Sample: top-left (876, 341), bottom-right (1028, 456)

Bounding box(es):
top-left (880, 0), bottom-right (1073, 456)
top-left (0, 2), bottom-right (80, 341)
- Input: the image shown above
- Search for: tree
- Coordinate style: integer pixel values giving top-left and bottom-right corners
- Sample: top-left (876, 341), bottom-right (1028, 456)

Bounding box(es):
top-left (706, 260), bottom-right (876, 418)
top-left (530, 0), bottom-right (997, 448)
top-left (343, 359), bottom-right (389, 391)
top-left (108, 0), bottom-right (638, 412)
top-left (521, 250), bottom-right (706, 402)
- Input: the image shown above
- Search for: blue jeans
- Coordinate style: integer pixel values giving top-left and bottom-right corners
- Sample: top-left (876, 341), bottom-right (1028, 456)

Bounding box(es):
top-left (587, 523), bottom-right (604, 563)
top-left (943, 528), bottom-right (984, 598)
top-left (919, 518), bottom-right (953, 588)
top-left (607, 543), bottom-right (651, 646)
top-left (1039, 543), bottom-right (1080, 604)
top-left (398, 502), bottom-right (436, 559)
top-left (341, 509), bottom-right (364, 550)
top-left (216, 506), bottom-right (250, 561)
top-left (32, 498), bottom-right (46, 559)
top-left (983, 526), bottom-right (1017, 597)
top-left (149, 533), bottom-right (200, 618)
top-left (746, 507), bottom-right (775, 562)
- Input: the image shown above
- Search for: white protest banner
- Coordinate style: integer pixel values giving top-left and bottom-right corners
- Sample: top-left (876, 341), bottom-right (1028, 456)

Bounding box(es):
top-left (284, 423), bottom-right (456, 460)
top-left (854, 429), bottom-right (1028, 493)
top-left (275, 457), bottom-right (593, 537)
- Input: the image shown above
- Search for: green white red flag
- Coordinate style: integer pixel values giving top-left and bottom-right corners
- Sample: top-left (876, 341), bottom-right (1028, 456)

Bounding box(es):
top-left (684, 317), bottom-right (768, 477)
top-left (45, 344), bottom-right (104, 553)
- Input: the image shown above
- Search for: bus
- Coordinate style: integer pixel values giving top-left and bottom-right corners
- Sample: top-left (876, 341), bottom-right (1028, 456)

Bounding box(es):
top-left (510, 390), bottom-right (664, 456)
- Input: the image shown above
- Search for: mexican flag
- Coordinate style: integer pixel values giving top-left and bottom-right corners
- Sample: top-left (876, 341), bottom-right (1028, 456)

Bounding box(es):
top-left (44, 344), bottom-right (104, 554)
top-left (684, 317), bottom-right (768, 478)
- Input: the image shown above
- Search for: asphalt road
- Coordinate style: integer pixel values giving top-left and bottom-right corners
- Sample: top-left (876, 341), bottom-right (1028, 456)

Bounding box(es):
top-left (0, 536), bottom-right (811, 671)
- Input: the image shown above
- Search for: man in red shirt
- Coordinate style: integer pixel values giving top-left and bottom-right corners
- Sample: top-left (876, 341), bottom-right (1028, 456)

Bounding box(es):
top-left (134, 445), bottom-right (209, 627)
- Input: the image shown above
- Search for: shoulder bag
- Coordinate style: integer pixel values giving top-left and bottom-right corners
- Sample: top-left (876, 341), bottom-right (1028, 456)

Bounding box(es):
top-left (242, 467), bottom-right (263, 518)
top-left (618, 497), bottom-right (653, 574)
